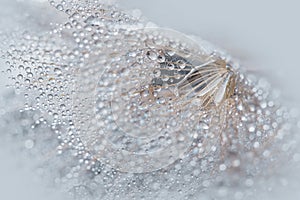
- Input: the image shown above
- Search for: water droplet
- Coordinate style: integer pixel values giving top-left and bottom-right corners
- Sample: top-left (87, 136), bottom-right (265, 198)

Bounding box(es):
top-left (146, 50), bottom-right (157, 61)
top-left (17, 74), bottom-right (23, 80)
top-left (153, 69), bottom-right (161, 78)
top-left (56, 4), bottom-right (64, 11)
top-left (54, 68), bottom-right (62, 75)
top-left (219, 164), bottom-right (227, 171)
top-left (24, 139), bottom-right (34, 149)
top-left (157, 54), bottom-right (165, 63)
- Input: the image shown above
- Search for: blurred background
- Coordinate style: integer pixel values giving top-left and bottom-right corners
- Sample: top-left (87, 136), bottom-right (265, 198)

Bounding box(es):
top-left (0, 0), bottom-right (299, 199)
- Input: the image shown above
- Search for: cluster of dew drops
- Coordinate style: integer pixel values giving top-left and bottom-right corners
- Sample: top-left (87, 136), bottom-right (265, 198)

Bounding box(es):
top-left (1, 0), bottom-right (300, 200)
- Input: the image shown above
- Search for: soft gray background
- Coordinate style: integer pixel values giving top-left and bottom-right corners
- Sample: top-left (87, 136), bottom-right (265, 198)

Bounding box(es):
top-left (0, 0), bottom-right (299, 199)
